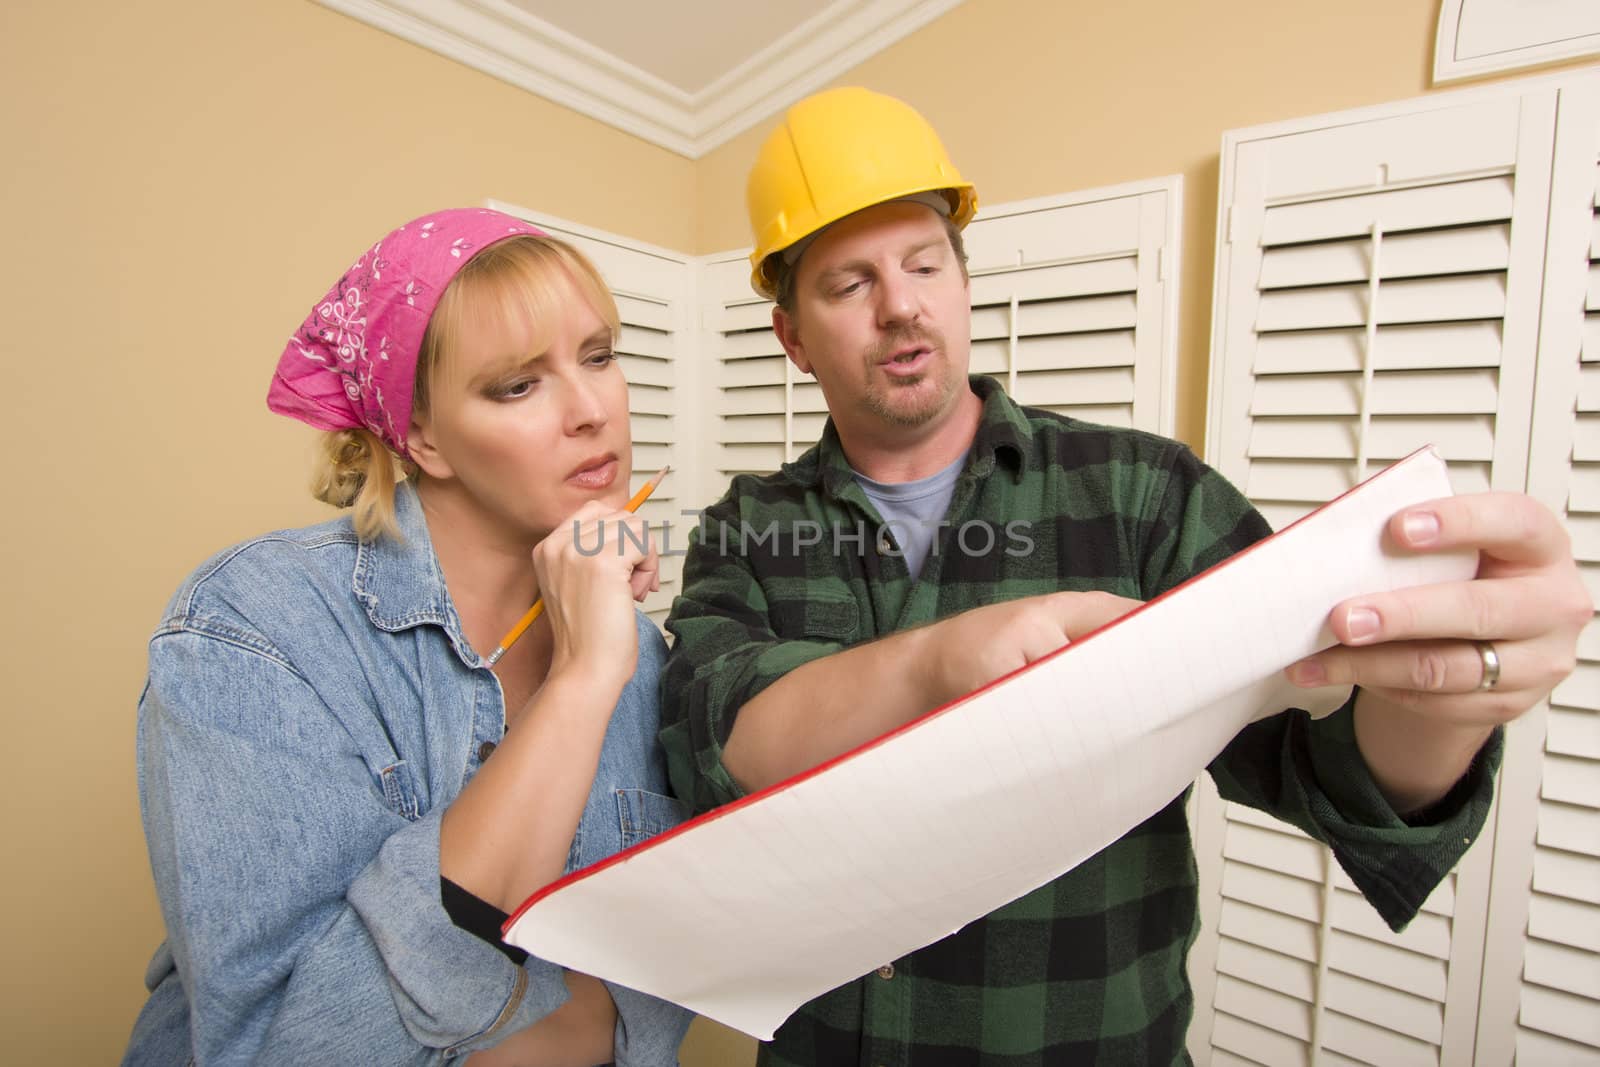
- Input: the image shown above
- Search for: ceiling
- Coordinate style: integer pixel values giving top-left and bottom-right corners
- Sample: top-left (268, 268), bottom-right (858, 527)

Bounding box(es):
top-left (503, 1), bottom-right (819, 95)
top-left (314, 0), bottom-right (965, 158)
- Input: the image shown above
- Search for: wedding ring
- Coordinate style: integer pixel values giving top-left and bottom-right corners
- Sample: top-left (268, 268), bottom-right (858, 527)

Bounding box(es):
top-left (1475, 641), bottom-right (1501, 691)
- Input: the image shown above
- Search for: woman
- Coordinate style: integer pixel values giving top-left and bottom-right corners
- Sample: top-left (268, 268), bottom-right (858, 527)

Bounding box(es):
top-left (123, 209), bottom-right (692, 1065)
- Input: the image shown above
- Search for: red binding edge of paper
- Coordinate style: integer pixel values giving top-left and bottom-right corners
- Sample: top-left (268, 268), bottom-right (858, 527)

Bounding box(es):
top-left (503, 445), bottom-right (1446, 935)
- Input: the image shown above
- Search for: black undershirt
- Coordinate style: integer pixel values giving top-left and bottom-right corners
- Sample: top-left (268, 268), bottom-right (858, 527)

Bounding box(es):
top-left (440, 876), bottom-right (528, 965)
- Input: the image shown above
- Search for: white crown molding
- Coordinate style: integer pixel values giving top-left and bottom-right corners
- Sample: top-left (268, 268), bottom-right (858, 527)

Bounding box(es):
top-left (313, 0), bottom-right (965, 159)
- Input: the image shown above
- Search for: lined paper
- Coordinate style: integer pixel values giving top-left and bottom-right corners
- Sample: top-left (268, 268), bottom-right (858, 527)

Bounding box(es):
top-left (503, 447), bottom-right (1476, 1039)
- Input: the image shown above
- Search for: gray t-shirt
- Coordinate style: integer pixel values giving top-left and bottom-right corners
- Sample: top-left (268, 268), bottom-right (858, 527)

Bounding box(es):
top-left (853, 452), bottom-right (968, 580)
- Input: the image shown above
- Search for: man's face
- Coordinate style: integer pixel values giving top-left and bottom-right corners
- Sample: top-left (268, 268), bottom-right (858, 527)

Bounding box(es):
top-left (774, 200), bottom-right (971, 438)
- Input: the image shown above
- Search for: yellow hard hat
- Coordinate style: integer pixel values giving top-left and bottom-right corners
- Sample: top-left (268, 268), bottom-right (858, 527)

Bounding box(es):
top-left (746, 87), bottom-right (978, 298)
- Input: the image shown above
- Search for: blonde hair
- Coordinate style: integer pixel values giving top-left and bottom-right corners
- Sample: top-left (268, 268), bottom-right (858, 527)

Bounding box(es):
top-left (310, 234), bottom-right (621, 541)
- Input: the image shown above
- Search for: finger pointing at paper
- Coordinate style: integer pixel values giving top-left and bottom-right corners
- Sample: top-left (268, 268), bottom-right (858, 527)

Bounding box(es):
top-left (1286, 491), bottom-right (1591, 813)
top-left (924, 590), bottom-right (1143, 706)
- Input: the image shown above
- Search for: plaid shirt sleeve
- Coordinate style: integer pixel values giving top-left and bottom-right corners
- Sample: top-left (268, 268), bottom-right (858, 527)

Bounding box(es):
top-left (1214, 700), bottom-right (1503, 930)
top-left (1143, 445), bottom-right (1502, 932)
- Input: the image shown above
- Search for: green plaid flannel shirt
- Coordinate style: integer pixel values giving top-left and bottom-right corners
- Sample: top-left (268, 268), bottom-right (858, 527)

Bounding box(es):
top-left (661, 376), bottom-right (1499, 1066)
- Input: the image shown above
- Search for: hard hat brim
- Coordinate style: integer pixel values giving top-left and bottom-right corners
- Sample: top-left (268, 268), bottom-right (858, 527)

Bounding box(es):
top-left (749, 183), bottom-right (977, 300)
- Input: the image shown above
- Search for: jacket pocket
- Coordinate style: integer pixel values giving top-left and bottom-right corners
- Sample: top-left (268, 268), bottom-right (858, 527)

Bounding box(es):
top-left (377, 760), bottom-right (421, 821)
top-left (615, 788), bottom-right (686, 850)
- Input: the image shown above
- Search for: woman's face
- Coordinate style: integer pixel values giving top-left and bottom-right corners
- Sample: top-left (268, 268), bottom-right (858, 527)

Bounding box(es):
top-left (410, 269), bottom-right (632, 543)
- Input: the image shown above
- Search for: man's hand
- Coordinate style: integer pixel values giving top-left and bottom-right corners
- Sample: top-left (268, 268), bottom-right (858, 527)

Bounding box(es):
top-left (725, 590), bottom-right (1140, 793)
top-left (920, 590), bottom-right (1142, 707)
top-left (1287, 492), bottom-right (1590, 810)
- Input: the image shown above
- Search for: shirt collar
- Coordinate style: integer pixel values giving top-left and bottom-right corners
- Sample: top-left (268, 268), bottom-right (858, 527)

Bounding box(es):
top-left (795, 375), bottom-right (1032, 497)
top-left (351, 481), bottom-right (477, 661)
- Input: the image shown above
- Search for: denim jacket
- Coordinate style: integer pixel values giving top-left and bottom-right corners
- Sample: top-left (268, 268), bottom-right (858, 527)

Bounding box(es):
top-left (123, 482), bottom-right (691, 1066)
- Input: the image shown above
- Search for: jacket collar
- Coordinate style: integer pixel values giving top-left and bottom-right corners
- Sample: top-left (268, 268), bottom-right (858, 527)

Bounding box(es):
top-left (351, 481), bottom-right (479, 664)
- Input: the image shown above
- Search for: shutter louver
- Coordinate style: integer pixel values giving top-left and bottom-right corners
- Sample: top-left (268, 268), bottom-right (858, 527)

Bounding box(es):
top-left (1489, 92), bottom-right (1600, 1066)
top-left (964, 185), bottom-right (1177, 434)
top-left (613, 292), bottom-right (687, 624)
top-left (608, 287), bottom-right (689, 627)
top-left (703, 255), bottom-right (797, 479)
top-left (1197, 88), bottom-right (1565, 1066)
top-left (1224, 165), bottom-right (1534, 532)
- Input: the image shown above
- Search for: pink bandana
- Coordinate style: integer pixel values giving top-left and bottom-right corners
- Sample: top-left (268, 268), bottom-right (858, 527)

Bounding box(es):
top-left (267, 208), bottom-right (546, 457)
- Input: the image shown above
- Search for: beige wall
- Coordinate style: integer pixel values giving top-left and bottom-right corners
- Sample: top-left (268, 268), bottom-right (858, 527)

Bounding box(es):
top-left (5, 0), bottom-right (1591, 1060)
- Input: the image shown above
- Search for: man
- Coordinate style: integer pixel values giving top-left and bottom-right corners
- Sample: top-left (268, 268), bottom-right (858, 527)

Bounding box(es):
top-left (661, 87), bottom-right (1588, 1064)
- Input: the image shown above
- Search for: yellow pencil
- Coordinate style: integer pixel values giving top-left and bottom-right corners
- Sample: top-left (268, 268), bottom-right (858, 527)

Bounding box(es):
top-left (485, 464), bottom-right (672, 667)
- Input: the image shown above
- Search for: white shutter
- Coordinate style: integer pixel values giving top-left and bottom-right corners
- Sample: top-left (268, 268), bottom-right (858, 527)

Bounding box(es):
top-left (697, 177), bottom-right (1183, 494)
top-left (699, 254), bottom-right (806, 479)
top-left (1476, 82), bottom-right (1600, 1067)
top-left (485, 202), bottom-right (699, 628)
top-left (1205, 90), bottom-right (1553, 533)
top-left (963, 179), bottom-right (1180, 435)
top-left (1194, 81), bottom-right (1568, 1067)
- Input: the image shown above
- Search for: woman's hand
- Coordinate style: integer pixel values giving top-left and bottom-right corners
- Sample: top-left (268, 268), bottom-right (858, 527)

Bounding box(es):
top-left (464, 972), bottom-right (617, 1067)
top-left (442, 505), bottom-right (660, 909)
top-left (533, 500), bottom-right (661, 690)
